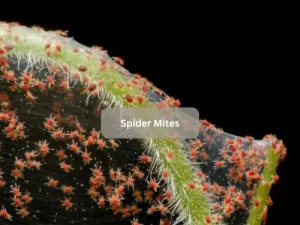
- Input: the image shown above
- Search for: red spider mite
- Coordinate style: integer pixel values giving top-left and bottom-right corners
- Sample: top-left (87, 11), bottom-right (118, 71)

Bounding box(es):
top-left (214, 160), bottom-right (225, 168)
top-left (139, 154), bottom-right (152, 163)
top-left (167, 151), bottom-right (173, 160)
top-left (147, 205), bottom-right (157, 215)
top-left (46, 177), bottom-right (59, 188)
top-left (60, 161), bottom-right (73, 172)
top-left (0, 207), bottom-right (12, 221)
top-left (22, 192), bottom-right (32, 204)
top-left (254, 199), bottom-right (260, 207)
top-left (55, 30), bottom-right (68, 36)
top-left (189, 148), bottom-right (198, 160)
top-left (12, 197), bottom-right (24, 208)
top-left (131, 218), bottom-right (142, 225)
top-left (112, 56), bottom-right (124, 66)
top-left (98, 80), bottom-right (104, 86)
top-left (61, 198), bottom-right (73, 210)
top-left (0, 48), bottom-right (6, 54)
top-left (55, 44), bottom-right (61, 52)
top-left (44, 43), bottom-right (51, 49)
top-left (82, 150), bottom-right (92, 164)
top-left (78, 65), bottom-right (88, 72)
top-left (148, 180), bottom-right (159, 191)
top-left (161, 170), bottom-right (169, 180)
top-left (61, 185), bottom-right (74, 195)
top-left (205, 215), bottom-right (212, 224)
top-left (187, 183), bottom-right (196, 189)
top-left (125, 94), bottom-right (133, 103)
top-left (202, 182), bottom-right (210, 192)
top-left (136, 96), bottom-right (144, 104)
top-left (273, 174), bottom-right (279, 183)
top-left (88, 83), bottom-right (97, 92)
top-left (157, 202), bottom-right (167, 215)
top-left (17, 208), bottom-right (30, 218)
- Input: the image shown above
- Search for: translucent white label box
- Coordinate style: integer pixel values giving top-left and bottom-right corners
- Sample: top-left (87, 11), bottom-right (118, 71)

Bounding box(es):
top-left (101, 107), bottom-right (199, 139)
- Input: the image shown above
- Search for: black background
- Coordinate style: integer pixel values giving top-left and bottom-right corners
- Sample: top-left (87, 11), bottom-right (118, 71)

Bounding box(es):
top-left (0, 15), bottom-right (289, 225)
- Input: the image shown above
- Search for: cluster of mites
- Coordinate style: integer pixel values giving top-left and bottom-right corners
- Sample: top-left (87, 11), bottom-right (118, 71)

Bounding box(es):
top-left (0, 22), bottom-right (288, 224)
top-left (0, 113), bottom-right (177, 224)
top-left (0, 72), bottom-right (287, 224)
top-left (0, 25), bottom-right (181, 109)
top-left (0, 106), bottom-right (286, 224)
top-left (0, 110), bottom-right (168, 224)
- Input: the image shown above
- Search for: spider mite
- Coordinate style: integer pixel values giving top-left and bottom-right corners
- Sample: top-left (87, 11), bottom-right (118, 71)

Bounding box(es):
top-left (61, 185), bottom-right (74, 195)
top-left (157, 202), bottom-right (167, 216)
top-left (61, 198), bottom-right (73, 210)
top-left (81, 149), bottom-right (92, 164)
top-left (187, 182), bottom-right (196, 189)
top-left (125, 94), bottom-right (133, 103)
top-left (189, 148), bottom-right (198, 160)
top-left (131, 218), bottom-right (142, 225)
top-left (55, 30), bottom-right (68, 36)
top-left (17, 208), bottom-right (30, 218)
top-left (253, 198), bottom-right (260, 208)
top-left (10, 183), bottom-right (21, 197)
top-left (22, 192), bottom-right (33, 204)
top-left (109, 139), bottom-right (119, 148)
top-left (60, 161), bottom-right (73, 172)
top-left (139, 154), bottom-right (152, 163)
top-left (148, 179), bottom-right (159, 192)
top-left (214, 160), bottom-right (225, 169)
top-left (204, 215), bottom-right (212, 224)
top-left (112, 56), bottom-right (124, 66)
top-left (46, 177), bottom-right (59, 188)
top-left (0, 207), bottom-right (12, 221)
